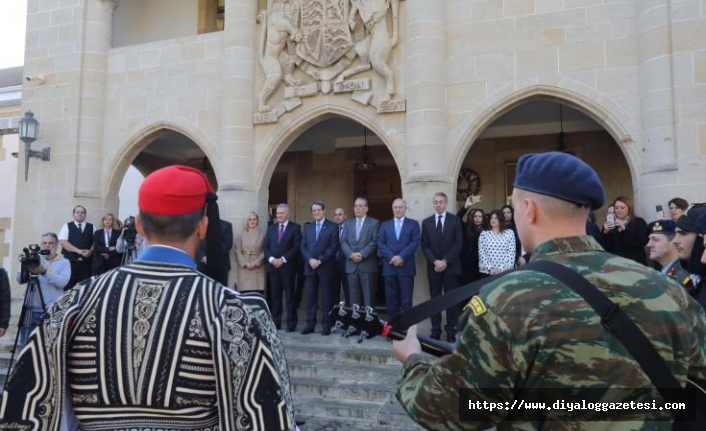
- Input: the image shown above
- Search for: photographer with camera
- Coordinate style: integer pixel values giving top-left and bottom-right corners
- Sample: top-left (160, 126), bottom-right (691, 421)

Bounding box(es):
top-left (116, 215), bottom-right (145, 264)
top-left (14, 232), bottom-right (70, 346)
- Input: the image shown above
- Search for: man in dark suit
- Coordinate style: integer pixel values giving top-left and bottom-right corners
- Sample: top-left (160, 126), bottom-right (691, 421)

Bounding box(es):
top-left (333, 207), bottom-right (350, 306)
top-left (300, 201), bottom-right (340, 335)
top-left (340, 197), bottom-right (380, 308)
top-left (378, 198), bottom-right (420, 321)
top-left (264, 203), bottom-right (302, 331)
top-left (421, 192), bottom-right (463, 342)
top-left (196, 218), bottom-right (234, 286)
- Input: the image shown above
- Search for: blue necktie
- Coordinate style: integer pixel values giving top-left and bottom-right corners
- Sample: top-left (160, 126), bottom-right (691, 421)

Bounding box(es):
top-left (315, 221), bottom-right (321, 241)
top-left (395, 219), bottom-right (401, 240)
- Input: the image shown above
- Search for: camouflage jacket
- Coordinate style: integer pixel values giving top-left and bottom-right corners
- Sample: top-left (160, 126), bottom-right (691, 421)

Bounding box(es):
top-left (396, 236), bottom-right (706, 431)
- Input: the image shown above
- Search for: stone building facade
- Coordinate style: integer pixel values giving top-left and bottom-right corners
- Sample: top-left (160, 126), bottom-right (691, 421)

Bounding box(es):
top-left (10, 0), bottom-right (706, 304)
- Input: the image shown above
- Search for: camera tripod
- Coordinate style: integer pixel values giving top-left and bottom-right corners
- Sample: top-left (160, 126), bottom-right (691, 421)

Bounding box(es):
top-left (2, 273), bottom-right (47, 394)
top-left (121, 243), bottom-right (138, 265)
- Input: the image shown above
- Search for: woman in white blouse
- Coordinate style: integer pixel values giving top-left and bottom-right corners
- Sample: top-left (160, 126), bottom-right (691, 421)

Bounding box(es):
top-left (478, 209), bottom-right (516, 277)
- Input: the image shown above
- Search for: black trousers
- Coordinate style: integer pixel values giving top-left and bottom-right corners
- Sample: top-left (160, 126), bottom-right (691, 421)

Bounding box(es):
top-left (66, 258), bottom-right (92, 290)
top-left (267, 270), bottom-right (297, 330)
top-left (427, 271), bottom-right (459, 335)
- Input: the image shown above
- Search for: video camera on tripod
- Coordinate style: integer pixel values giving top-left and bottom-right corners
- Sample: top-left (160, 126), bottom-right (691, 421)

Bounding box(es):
top-left (18, 244), bottom-right (50, 284)
top-left (123, 216), bottom-right (138, 245)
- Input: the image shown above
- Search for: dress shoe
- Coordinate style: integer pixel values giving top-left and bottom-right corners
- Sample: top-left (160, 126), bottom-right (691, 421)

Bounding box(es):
top-left (447, 334), bottom-right (456, 343)
top-left (430, 332), bottom-right (441, 340)
top-left (301, 325), bottom-right (315, 335)
top-left (321, 328), bottom-right (331, 336)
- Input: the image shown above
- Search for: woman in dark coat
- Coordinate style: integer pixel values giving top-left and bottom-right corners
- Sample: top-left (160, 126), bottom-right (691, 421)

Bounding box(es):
top-left (602, 196), bottom-right (647, 265)
top-left (458, 208), bottom-right (487, 285)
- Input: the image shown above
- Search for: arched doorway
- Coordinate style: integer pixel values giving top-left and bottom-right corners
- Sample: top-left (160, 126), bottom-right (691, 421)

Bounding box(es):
top-left (457, 99), bottom-right (633, 221)
top-left (116, 129), bottom-right (217, 221)
top-left (267, 116), bottom-right (401, 224)
top-left (266, 115), bottom-right (403, 314)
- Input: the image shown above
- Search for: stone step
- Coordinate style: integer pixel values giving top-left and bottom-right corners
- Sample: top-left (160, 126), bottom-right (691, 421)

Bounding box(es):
top-left (293, 395), bottom-right (417, 424)
top-left (287, 358), bottom-right (399, 384)
top-left (284, 341), bottom-right (398, 366)
top-left (291, 376), bottom-right (395, 403)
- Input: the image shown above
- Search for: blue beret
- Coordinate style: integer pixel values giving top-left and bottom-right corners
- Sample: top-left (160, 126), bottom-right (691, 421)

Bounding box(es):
top-left (514, 152), bottom-right (606, 210)
top-left (646, 219), bottom-right (676, 236)
top-left (676, 203), bottom-right (706, 233)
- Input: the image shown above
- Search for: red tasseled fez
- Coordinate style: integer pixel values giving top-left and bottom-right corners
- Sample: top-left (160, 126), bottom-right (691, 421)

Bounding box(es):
top-left (138, 165), bottom-right (214, 215)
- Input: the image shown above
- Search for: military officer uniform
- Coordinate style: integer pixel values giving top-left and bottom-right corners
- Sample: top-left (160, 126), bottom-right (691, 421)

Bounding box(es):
top-left (395, 152), bottom-right (706, 430)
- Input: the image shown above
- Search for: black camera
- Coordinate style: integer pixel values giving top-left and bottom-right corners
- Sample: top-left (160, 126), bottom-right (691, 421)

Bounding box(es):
top-left (19, 244), bottom-right (50, 283)
top-left (123, 216), bottom-right (138, 244)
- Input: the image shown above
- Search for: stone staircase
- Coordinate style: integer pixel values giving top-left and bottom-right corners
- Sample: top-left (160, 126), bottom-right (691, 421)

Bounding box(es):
top-left (279, 329), bottom-right (427, 431)
top-left (0, 334), bottom-right (18, 389)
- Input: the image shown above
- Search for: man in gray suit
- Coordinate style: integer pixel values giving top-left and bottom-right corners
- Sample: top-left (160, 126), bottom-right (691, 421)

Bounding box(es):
top-left (340, 197), bottom-right (380, 308)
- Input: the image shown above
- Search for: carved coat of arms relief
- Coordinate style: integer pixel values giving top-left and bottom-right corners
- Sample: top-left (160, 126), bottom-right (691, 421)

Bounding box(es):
top-left (254, 0), bottom-right (405, 125)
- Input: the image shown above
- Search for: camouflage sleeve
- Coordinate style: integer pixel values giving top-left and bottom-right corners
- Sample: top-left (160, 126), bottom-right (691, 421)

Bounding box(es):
top-left (686, 296), bottom-right (706, 389)
top-left (396, 304), bottom-right (518, 430)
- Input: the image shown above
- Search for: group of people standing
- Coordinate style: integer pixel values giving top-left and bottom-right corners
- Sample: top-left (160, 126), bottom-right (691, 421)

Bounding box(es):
top-left (228, 192), bottom-right (530, 345)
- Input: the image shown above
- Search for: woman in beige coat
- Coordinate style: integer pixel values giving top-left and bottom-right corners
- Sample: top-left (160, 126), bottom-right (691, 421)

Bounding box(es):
top-left (234, 212), bottom-right (266, 294)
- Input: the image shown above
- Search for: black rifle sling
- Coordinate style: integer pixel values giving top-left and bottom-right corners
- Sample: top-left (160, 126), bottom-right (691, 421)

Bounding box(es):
top-left (391, 262), bottom-right (546, 331)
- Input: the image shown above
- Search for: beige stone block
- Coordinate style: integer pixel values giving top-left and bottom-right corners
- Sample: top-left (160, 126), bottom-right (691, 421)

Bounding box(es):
top-left (587, 2), bottom-right (637, 24)
top-left (671, 0), bottom-right (702, 22)
top-left (562, 70), bottom-right (598, 89)
top-left (38, 26), bottom-right (58, 47)
top-left (559, 41), bottom-right (604, 72)
top-left (27, 11), bottom-right (51, 32)
top-left (472, 0), bottom-right (503, 21)
top-left (643, 107), bottom-right (675, 129)
top-left (182, 42), bottom-right (206, 62)
top-left (679, 103), bottom-right (706, 125)
top-left (606, 36), bottom-right (639, 68)
top-left (540, 28), bottom-right (565, 45)
top-left (641, 56), bottom-right (672, 92)
top-left (517, 46), bottom-right (558, 76)
top-left (566, 22), bottom-right (613, 43)
top-left (518, 10), bottom-right (585, 34)
top-left (637, 3), bottom-right (668, 32)
top-left (699, 124), bottom-right (706, 155)
top-left (123, 96), bottom-right (148, 117)
top-left (459, 18), bottom-right (515, 39)
top-left (0, 218), bottom-right (10, 230)
top-left (50, 6), bottom-right (73, 26)
top-left (140, 49), bottom-right (161, 68)
top-left (597, 68), bottom-right (640, 94)
top-left (612, 18), bottom-right (638, 39)
top-left (565, 0), bottom-right (602, 8)
top-left (535, 0), bottom-right (563, 13)
top-left (504, 0), bottom-right (535, 17)
top-left (475, 53), bottom-right (515, 80)
top-left (446, 57), bottom-right (474, 84)
top-left (672, 18), bottom-right (706, 52)
top-left (446, 83), bottom-right (486, 113)
top-left (696, 52), bottom-right (706, 84)
top-left (446, 1), bottom-right (472, 24)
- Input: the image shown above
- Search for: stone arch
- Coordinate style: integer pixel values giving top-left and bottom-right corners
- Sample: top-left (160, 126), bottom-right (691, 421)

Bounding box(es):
top-left (254, 104), bottom-right (406, 195)
top-left (448, 84), bottom-right (642, 193)
top-left (104, 120), bottom-right (217, 200)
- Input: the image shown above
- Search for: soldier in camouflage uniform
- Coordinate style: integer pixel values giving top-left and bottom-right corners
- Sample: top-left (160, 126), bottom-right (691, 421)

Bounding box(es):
top-left (673, 204), bottom-right (706, 308)
top-left (393, 152), bottom-right (706, 430)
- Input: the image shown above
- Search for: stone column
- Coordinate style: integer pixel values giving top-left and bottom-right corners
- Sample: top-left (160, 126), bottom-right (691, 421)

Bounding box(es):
top-left (403, 1), bottom-right (449, 320)
top-left (218, 0), bottom-right (259, 286)
top-left (404, 0), bottom-right (447, 183)
top-left (636, 0), bottom-right (681, 214)
top-left (218, 0), bottom-right (258, 214)
top-left (74, 0), bottom-right (115, 202)
top-left (637, 0), bottom-right (678, 172)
